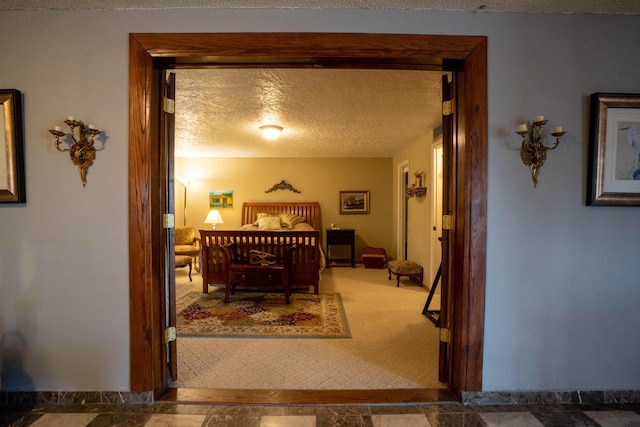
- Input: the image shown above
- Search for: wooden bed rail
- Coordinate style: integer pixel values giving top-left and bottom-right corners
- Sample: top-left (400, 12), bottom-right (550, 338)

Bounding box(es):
top-left (200, 229), bottom-right (321, 294)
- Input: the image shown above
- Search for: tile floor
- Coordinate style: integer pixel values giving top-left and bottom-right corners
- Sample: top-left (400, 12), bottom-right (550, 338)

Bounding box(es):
top-left (1, 402), bottom-right (640, 426)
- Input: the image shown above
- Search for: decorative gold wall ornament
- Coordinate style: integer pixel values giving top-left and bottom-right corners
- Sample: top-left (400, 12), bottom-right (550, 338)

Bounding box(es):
top-left (516, 116), bottom-right (565, 187)
top-left (265, 180), bottom-right (301, 193)
top-left (406, 186), bottom-right (427, 199)
top-left (49, 117), bottom-right (101, 187)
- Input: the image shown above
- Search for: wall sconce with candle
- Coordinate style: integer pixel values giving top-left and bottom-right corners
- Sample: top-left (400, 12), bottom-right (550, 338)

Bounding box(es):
top-left (406, 170), bottom-right (427, 198)
top-left (49, 117), bottom-right (101, 187)
top-left (516, 115), bottom-right (566, 187)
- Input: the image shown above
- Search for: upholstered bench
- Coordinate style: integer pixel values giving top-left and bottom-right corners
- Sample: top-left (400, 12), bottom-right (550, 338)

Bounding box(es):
top-left (387, 260), bottom-right (423, 287)
top-left (175, 255), bottom-right (193, 282)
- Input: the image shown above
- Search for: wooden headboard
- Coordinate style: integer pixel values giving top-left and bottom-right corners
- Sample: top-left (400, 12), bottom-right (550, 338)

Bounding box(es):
top-left (241, 202), bottom-right (321, 230)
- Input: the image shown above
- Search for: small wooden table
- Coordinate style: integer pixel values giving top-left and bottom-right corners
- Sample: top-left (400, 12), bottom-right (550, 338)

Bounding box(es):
top-left (326, 228), bottom-right (355, 268)
top-left (227, 264), bottom-right (290, 304)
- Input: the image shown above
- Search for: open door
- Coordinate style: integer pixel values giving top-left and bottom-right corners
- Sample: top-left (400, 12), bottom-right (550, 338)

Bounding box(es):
top-left (438, 73), bottom-right (454, 383)
top-left (430, 143), bottom-right (443, 281)
top-left (161, 71), bottom-right (178, 382)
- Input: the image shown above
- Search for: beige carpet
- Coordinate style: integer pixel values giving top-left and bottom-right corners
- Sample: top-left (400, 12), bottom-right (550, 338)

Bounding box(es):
top-left (172, 264), bottom-right (444, 389)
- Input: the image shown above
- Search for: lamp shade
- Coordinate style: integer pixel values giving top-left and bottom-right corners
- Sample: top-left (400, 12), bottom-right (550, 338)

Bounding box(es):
top-left (204, 209), bottom-right (223, 229)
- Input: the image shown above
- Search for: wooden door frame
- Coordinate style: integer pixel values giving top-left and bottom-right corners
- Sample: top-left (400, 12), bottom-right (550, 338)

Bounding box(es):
top-left (129, 32), bottom-right (487, 400)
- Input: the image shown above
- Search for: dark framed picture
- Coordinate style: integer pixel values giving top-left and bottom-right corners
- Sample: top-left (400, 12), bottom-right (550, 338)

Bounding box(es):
top-left (339, 191), bottom-right (369, 214)
top-left (587, 93), bottom-right (640, 206)
top-left (0, 89), bottom-right (25, 203)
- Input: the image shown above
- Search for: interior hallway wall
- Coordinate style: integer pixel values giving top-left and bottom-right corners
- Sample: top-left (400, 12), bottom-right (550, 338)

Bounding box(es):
top-left (0, 8), bottom-right (638, 392)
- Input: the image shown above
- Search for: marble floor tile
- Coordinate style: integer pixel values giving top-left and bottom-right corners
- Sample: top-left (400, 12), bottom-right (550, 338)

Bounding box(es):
top-left (29, 413), bottom-right (98, 427)
top-left (371, 413), bottom-right (431, 427)
top-left (480, 412), bottom-right (544, 427)
top-left (144, 413), bottom-right (207, 426)
top-left (88, 412), bottom-right (152, 426)
top-left (260, 415), bottom-right (316, 427)
top-left (2, 401), bottom-right (640, 427)
top-left (530, 410), bottom-right (601, 427)
top-left (584, 410), bottom-right (640, 427)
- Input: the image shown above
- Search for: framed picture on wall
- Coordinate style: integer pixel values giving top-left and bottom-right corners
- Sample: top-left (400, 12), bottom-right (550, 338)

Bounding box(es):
top-left (587, 93), bottom-right (640, 206)
top-left (209, 190), bottom-right (233, 208)
top-left (339, 191), bottom-right (369, 214)
top-left (0, 89), bottom-right (25, 203)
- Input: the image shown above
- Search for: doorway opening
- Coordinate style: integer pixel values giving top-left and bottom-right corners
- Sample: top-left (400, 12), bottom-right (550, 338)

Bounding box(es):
top-left (397, 160), bottom-right (409, 261)
top-left (129, 32), bottom-right (487, 403)
top-left (172, 68), bottom-right (443, 391)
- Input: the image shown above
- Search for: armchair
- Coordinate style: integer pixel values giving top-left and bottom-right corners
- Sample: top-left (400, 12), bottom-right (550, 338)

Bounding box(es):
top-left (175, 226), bottom-right (200, 272)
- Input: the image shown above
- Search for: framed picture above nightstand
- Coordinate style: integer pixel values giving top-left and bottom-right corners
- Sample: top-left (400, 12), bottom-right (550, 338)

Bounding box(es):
top-left (339, 191), bottom-right (369, 214)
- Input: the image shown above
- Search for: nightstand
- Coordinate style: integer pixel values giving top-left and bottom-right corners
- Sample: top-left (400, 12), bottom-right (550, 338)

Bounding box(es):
top-left (326, 229), bottom-right (355, 268)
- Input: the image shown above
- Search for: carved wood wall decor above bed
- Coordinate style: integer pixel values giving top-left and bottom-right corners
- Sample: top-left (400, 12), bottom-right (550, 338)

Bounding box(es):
top-left (265, 179), bottom-right (301, 193)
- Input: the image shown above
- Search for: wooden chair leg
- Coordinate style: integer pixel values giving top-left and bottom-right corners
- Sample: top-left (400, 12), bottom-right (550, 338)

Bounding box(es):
top-left (283, 269), bottom-right (291, 304)
top-left (224, 279), bottom-right (232, 303)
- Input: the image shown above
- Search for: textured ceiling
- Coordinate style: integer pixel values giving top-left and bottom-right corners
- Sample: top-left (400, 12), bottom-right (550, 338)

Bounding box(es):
top-left (2, 0), bottom-right (640, 14)
top-left (174, 68), bottom-right (444, 158)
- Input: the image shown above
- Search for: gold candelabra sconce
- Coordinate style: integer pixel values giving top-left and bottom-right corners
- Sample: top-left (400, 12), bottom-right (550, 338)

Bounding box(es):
top-left (406, 170), bottom-right (427, 198)
top-left (49, 117), bottom-right (101, 187)
top-left (516, 115), bottom-right (566, 187)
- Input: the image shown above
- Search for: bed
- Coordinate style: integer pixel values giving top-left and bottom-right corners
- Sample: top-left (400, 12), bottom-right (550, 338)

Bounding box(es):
top-left (200, 201), bottom-right (324, 294)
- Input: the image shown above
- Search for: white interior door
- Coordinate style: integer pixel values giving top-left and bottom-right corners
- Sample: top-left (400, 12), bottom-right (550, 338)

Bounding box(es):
top-left (430, 142), bottom-right (443, 286)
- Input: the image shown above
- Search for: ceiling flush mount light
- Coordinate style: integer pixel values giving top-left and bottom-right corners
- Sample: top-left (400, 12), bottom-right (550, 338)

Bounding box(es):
top-left (259, 125), bottom-right (283, 140)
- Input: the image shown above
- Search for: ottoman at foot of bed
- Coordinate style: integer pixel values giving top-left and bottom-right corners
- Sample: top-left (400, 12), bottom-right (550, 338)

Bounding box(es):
top-left (387, 260), bottom-right (423, 287)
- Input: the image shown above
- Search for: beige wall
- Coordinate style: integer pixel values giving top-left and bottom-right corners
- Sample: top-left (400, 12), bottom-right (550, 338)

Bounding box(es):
top-left (175, 157), bottom-right (394, 260)
top-left (393, 132), bottom-right (434, 279)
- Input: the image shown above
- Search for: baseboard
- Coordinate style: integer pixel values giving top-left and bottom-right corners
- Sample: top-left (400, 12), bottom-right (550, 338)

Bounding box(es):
top-left (0, 391), bottom-right (154, 406)
top-left (462, 390), bottom-right (640, 405)
top-left (3, 389), bottom-right (638, 406)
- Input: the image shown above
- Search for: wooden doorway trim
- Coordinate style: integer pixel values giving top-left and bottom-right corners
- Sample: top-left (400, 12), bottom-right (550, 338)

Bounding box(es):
top-left (128, 32), bottom-right (487, 399)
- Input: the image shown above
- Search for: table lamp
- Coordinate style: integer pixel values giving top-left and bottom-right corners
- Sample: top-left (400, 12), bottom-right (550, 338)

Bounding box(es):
top-left (204, 209), bottom-right (223, 229)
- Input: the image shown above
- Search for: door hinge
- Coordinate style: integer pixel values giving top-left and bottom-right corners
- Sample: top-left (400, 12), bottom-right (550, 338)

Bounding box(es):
top-left (164, 326), bottom-right (176, 343)
top-left (439, 328), bottom-right (451, 343)
top-left (442, 214), bottom-right (453, 230)
top-left (163, 213), bottom-right (175, 229)
top-left (163, 97), bottom-right (175, 114)
top-left (443, 99), bottom-right (454, 116)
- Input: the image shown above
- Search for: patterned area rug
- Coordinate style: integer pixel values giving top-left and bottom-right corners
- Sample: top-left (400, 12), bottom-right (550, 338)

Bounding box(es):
top-left (176, 292), bottom-right (351, 338)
